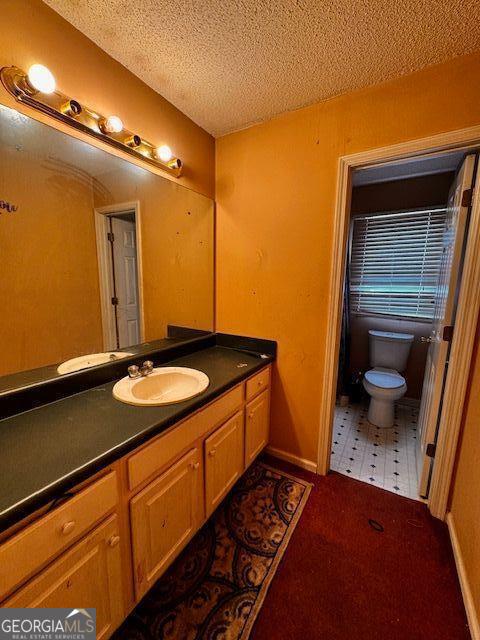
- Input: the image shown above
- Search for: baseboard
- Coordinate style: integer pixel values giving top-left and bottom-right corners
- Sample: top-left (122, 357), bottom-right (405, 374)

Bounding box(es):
top-left (447, 512), bottom-right (480, 640)
top-left (265, 446), bottom-right (318, 474)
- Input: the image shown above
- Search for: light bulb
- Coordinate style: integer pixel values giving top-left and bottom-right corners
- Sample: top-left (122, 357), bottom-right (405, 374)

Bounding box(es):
top-left (100, 115), bottom-right (123, 134)
top-left (156, 144), bottom-right (173, 163)
top-left (27, 64), bottom-right (56, 94)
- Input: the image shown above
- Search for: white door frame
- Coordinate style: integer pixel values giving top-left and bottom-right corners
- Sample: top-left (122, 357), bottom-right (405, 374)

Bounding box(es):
top-left (94, 201), bottom-right (145, 349)
top-left (317, 125), bottom-right (480, 520)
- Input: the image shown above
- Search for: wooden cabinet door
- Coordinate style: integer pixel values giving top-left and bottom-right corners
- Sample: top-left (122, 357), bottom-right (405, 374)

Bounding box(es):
top-left (130, 448), bottom-right (202, 600)
top-left (245, 390), bottom-right (270, 468)
top-left (4, 515), bottom-right (124, 640)
top-left (205, 410), bottom-right (244, 517)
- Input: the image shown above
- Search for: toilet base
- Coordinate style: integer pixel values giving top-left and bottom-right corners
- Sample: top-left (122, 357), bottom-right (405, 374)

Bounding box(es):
top-left (368, 397), bottom-right (395, 428)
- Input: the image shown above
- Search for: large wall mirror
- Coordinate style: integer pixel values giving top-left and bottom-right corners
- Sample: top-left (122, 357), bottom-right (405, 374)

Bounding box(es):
top-left (0, 104), bottom-right (214, 388)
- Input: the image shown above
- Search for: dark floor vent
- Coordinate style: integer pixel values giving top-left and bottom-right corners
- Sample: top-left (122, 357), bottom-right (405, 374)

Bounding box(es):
top-left (368, 518), bottom-right (384, 532)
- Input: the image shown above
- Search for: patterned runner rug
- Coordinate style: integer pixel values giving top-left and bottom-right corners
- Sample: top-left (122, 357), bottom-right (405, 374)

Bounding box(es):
top-left (114, 461), bottom-right (312, 640)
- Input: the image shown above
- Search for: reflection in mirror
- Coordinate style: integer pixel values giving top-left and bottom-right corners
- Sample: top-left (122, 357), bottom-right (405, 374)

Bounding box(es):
top-left (0, 104), bottom-right (214, 387)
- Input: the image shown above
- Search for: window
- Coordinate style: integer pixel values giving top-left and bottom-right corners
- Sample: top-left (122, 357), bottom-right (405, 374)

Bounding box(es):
top-left (349, 207), bottom-right (447, 320)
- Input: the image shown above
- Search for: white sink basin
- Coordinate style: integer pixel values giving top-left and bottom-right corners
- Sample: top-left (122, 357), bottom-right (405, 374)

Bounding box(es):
top-left (112, 366), bottom-right (210, 406)
top-left (57, 352), bottom-right (134, 375)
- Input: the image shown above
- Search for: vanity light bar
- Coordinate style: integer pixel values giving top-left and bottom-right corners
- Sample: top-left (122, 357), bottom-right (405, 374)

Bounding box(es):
top-left (0, 65), bottom-right (183, 178)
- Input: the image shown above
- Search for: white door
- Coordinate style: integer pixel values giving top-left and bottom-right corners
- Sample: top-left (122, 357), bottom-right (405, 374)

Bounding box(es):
top-left (416, 154), bottom-right (477, 497)
top-left (111, 216), bottom-right (140, 348)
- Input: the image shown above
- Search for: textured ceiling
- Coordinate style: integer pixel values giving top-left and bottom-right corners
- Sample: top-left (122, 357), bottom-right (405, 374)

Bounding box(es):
top-left (44, 0), bottom-right (480, 137)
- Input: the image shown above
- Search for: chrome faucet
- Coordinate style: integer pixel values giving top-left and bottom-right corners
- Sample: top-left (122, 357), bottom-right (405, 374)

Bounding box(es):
top-left (128, 360), bottom-right (154, 378)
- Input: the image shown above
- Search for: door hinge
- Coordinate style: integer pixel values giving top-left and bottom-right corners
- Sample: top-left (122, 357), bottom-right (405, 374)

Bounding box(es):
top-left (426, 443), bottom-right (436, 458)
top-left (443, 325), bottom-right (454, 342)
top-left (111, 296), bottom-right (119, 306)
top-left (107, 231), bottom-right (115, 243)
top-left (461, 188), bottom-right (473, 208)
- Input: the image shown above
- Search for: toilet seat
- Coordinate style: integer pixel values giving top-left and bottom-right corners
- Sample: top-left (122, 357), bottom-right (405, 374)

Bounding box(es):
top-left (363, 367), bottom-right (407, 427)
top-left (364, 367), bottom-right (405, 389)
top-left (363, 330), bottom-right (412, 428)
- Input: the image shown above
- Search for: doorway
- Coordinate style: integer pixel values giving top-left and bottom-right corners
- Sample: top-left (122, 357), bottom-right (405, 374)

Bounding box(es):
top-left (318, 127), bottom-right (480, 519)
top-left (332, 152), bottom-right (477, 500)
top-left (94, 202), bottom-right (144, 350)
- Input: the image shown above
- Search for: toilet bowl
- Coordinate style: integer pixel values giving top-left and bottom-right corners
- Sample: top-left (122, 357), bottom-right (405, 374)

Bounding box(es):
top-left (363, 330), bottom-right (414, 428)
top-left (363, 367), bottom-right (407, 428)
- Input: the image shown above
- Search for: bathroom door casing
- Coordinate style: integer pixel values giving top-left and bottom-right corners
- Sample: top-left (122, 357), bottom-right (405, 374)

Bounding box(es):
top-left (111, 216), bottom-right (141, 348)
top-left (416, 153), bottom-right (477, 498)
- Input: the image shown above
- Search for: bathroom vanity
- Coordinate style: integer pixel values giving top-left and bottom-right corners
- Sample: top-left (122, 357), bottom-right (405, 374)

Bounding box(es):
top-left (0, 336), bottom-right (274, 638)
top-left (0, 103), bottom-right (276, 637)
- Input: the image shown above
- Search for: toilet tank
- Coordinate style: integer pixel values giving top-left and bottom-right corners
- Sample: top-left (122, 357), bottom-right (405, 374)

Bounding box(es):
top-left (368, 330), bottom-right (414, 371)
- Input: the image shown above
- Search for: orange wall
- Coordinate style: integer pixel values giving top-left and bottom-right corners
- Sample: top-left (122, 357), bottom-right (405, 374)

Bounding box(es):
top-left (0, 142), bottom-right (215, 377)
top-left (0, 145), bottom-right (103, 376)
top-left (450, 321), bottom-right (480, 625)
top-left (216, 51), bottom-right (480, 464)
top-left (0, 0), bottom-right (215, 199)
top-left (94, 168), bottom-right (214, 339)
top-left (216, 51), bottom-right (480, 625)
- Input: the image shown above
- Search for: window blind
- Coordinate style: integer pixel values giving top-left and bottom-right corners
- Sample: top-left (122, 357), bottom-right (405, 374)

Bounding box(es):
top-left (349, 207), bottom-right (447, 320)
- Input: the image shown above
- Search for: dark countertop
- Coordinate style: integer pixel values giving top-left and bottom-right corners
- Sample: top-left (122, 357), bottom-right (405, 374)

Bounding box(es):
top-left (0, 333), bottom-right (216, 419)
top-left (0, 335), bottom-right (212, 395)
top-left (0, 345), bottom-right (274, 532)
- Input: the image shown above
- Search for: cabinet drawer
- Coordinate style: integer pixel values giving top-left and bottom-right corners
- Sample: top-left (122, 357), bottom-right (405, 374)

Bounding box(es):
top-left (3, 515), bottom-right (124, 640)
top-left (246, 366), bottom-right (271, 400)
top-left (128, 383), bottom-right (244, 490)
top-left (0, 471), bottom-right (118, 600)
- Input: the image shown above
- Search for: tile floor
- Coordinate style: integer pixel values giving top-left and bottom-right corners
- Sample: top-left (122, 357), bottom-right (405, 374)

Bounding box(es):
top-left (330, 400), bottom-right (420, 500)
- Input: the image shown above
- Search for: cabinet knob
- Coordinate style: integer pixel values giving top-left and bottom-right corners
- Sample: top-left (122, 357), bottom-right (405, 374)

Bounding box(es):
top-left (248, 412), bottom-right (254, 419)
top-left (190, 461), bottom-right (200, 470)
top-left (209, 449), bottom-right (216, 457)
top-left (61, 521), bottom-right (75, 535)
top-left (108, 534), bottom-right (120, 547)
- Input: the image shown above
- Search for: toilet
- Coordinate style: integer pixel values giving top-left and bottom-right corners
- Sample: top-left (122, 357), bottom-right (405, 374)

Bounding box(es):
top-left (363, 330), bottom-right (414, 428)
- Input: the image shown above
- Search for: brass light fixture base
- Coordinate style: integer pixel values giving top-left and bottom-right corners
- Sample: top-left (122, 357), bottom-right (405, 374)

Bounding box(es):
top-left (0, 66), bottom-right (183, 178)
